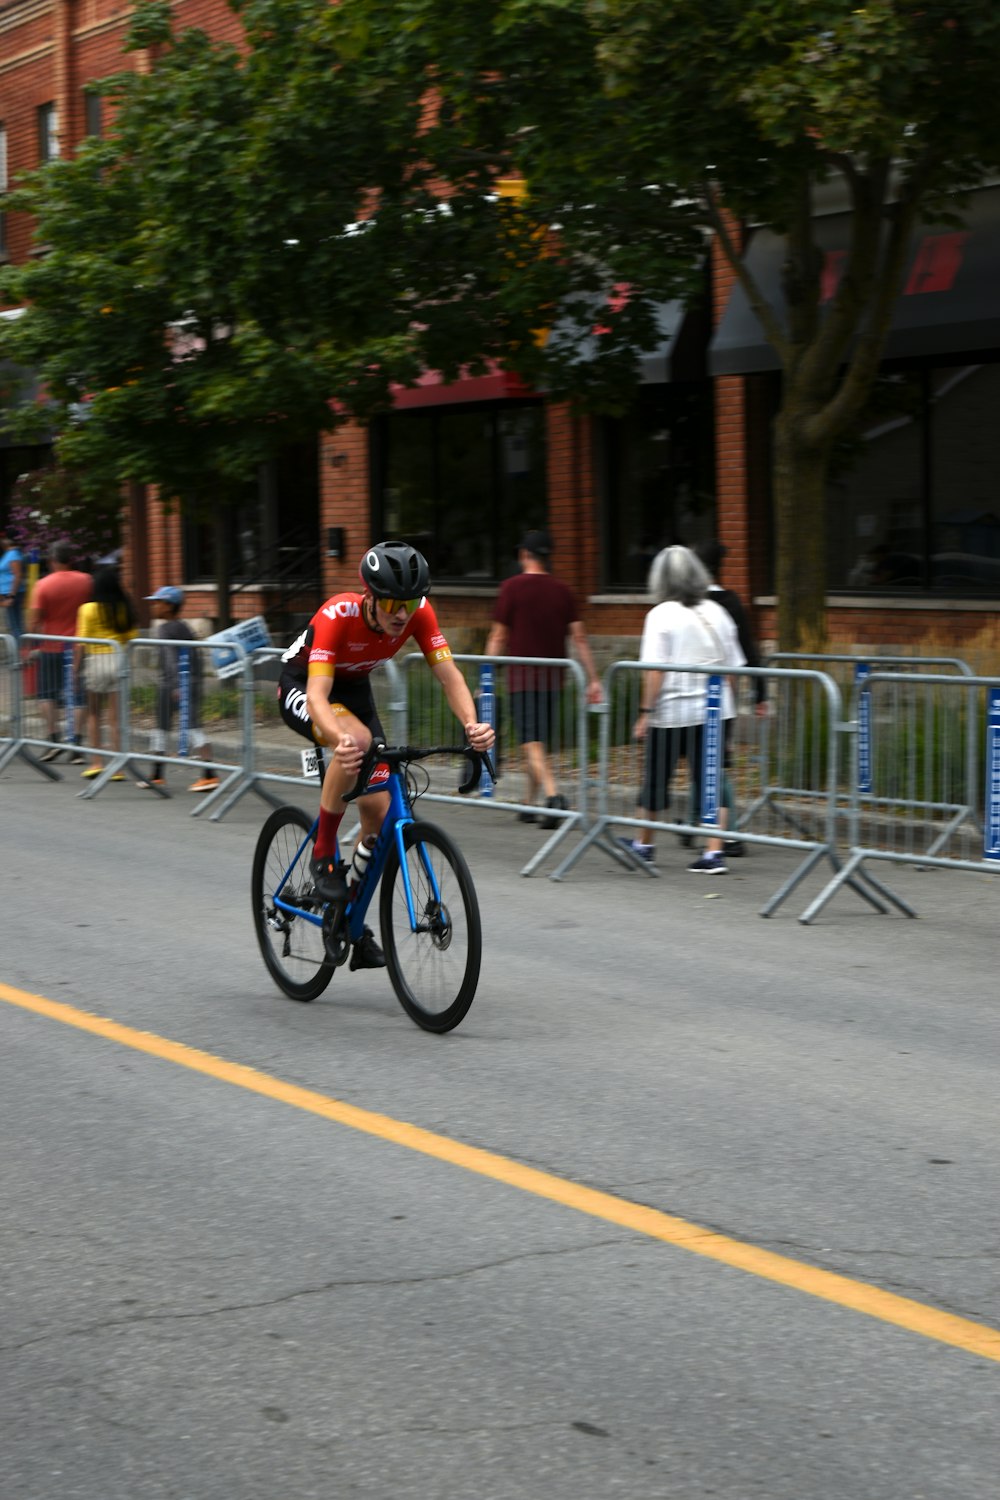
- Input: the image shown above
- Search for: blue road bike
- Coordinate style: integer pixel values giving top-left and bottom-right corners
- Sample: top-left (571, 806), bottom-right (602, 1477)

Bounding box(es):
top-left (252, 743), bottom-right (495, 1032)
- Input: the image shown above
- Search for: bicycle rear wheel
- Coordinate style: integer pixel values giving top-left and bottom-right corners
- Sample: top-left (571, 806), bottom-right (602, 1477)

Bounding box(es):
top-left (380, 821), bottom-right (482, 1033)
top-left (252, 806), bottom-right (334, 1002)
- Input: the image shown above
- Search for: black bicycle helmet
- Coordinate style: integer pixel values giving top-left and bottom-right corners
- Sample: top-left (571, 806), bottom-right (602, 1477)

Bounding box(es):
top-left (359, 541), bottom-right (431, 599)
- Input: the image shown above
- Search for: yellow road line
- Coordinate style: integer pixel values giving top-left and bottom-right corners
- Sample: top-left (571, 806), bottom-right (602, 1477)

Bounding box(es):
top-left (3, 978), bottom-right (1000, 1367)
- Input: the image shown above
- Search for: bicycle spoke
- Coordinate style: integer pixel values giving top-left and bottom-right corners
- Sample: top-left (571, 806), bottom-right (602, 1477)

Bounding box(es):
top-left (252, 806), bottom-right (333, 1002)
top-left (380, 822), bottom-right (480, 1032)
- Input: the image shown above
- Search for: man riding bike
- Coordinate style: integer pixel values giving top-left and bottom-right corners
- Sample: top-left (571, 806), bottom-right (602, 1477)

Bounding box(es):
top-left (278, 541), bottom-right (495, 968)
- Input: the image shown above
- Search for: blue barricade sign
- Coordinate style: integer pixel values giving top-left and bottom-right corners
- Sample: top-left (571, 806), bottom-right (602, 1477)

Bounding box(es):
top-left (985, 689), bottom-right (1000, 864)
top-left (856, 661), bottom-right (872, 795)
top-left (478, 663), bottom-right (496, 797)
top-left (178, 647), bottom-right (191, 759)
top-left (701, 674), bottom-right (722, 826)
top-left (62, 644), bottom-right (76, 743)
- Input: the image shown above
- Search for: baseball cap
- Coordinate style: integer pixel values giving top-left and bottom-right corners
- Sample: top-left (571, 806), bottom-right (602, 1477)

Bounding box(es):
top-left (145, 586), bottom-right (185, 607)
top-left (518, 529), bottom-right (552, 558)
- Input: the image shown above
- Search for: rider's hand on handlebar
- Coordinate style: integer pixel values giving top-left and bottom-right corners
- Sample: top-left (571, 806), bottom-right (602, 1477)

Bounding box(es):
top-left (334, 733), bottom-right (365, 774)
top-left (464, 720), bottom-right (495, 751)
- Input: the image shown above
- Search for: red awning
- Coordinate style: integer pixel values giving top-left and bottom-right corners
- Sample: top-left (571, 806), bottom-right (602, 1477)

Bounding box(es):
top-left (391, 363), bottom-right (536, 409)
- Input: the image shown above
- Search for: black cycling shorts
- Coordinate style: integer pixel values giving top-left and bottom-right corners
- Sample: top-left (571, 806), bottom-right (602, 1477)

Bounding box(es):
top-left (278, 671), bottom-right (386, 749)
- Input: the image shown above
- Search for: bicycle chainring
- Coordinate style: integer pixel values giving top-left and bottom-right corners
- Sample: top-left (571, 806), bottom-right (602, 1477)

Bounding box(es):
top-left (322, 905), bottom-right (351, 967)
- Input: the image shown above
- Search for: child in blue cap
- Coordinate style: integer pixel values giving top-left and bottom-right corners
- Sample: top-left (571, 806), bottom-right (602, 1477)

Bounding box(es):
top-left (141, 586), bottom-right (218, 792)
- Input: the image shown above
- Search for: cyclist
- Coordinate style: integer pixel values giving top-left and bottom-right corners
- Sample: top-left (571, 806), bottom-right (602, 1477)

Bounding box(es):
top-left (278, 541), bottom-right (495, 967)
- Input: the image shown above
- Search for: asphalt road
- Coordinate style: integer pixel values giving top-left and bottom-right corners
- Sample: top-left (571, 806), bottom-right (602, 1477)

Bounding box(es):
top-left (1, 753), bottom-right (998, 1499)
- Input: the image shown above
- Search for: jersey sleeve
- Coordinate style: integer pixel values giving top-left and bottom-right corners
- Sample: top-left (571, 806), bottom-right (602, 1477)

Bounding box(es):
top-left (306, 610), bottom-right (339, 678)
top-left (409, 600), bottom-right (453, 666)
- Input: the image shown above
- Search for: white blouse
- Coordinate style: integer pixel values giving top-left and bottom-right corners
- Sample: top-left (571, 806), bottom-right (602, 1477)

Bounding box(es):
top-left (638, 598), bottom-right (746, 728)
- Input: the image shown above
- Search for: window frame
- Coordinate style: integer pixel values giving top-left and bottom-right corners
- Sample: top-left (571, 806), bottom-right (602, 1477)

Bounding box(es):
top-left (37, 102), bottom-right (59, 164)
top-left (370, 398), bottom-right (548, 585)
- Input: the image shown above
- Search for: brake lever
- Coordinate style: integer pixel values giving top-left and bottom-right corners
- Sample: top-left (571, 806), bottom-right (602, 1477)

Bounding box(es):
top-left (458, 747), bottom-right (495, 796)
top-left (342, 740), bottom-right (386, 804)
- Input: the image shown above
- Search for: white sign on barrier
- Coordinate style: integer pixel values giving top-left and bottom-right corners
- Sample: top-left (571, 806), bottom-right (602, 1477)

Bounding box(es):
top-left (204, 616), bottom-right (272, 679)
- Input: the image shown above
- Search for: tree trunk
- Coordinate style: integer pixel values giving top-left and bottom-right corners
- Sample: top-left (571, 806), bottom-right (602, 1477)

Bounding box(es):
top-left (773, 408), bottom-right (832, 653)
top-left (213, 507), bottom-right (233, 631)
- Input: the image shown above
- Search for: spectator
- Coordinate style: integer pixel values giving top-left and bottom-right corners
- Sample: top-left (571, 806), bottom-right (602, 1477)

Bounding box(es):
top-left (695, 540), bottom-right (769, 857)
top-left (28, 540), bottom-right (92, 761)
top-left (139, 585), bottom-right (219, 793)
top-left (618, 545), bottom-right (745, 874)
top-left (0, 525), bottom-right (25, 641)
top-left (74, 566), bottom-right (138, 780)
top-left (486, 529), bottom-right (603, 828)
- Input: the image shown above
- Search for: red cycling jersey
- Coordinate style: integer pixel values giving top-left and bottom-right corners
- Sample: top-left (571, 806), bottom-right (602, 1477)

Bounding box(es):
top-left (281, 593), bottom-right (452, 685)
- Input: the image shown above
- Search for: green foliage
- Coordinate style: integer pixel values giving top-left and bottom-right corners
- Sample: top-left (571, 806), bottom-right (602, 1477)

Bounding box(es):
top-left (9, 466), bottom-right (120, 566)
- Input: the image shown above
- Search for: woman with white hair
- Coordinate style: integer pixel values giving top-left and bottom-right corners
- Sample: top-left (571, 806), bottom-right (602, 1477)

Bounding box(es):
top-left (619, 544), bottom-right (745, 873)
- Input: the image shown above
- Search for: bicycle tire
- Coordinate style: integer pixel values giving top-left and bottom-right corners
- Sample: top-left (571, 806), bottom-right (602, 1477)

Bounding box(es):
top-left (379, 821), bottom-right (482, 1033)
top-left (252, 805), bottom-right (334, 1002)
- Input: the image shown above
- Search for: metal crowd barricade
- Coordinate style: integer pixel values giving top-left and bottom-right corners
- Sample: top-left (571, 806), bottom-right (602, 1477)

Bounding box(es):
top-left (744, 652), bottom-right (977, 848)
top-left (0, 631), bottom-right (60, 781)
top-left (553, 660), bottom-right (900, 921)
top-left (109, 635), bottom-right (260, 813)
top-left (801, 670), bottom-right (1000, 923)
top-left (7, 632), bottom-right (130, 791)
top-left (394, 651), bottom-right (592, 875)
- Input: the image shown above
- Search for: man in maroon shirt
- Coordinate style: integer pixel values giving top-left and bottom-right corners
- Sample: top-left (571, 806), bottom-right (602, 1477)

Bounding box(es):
top-left (486, 530), bottom-right (602, 827)
top-left (28, 540), bottom-right (92, 758)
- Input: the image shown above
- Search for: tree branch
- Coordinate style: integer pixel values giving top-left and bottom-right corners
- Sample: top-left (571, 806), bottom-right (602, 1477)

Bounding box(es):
top-left (806, 156), bottom-right (935, 447)
top-left (700, 183), bottom-right (791, 366)
top-left (797, 156), bottom-right (887, 396)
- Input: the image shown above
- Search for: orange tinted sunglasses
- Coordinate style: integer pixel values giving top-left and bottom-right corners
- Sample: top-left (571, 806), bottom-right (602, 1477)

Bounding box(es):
top-left (377, 596), bottom-right (422, 616)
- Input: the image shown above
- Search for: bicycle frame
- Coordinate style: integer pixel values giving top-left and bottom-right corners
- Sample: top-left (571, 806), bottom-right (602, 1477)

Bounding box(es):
top-left (271, 765), bottom-right (441, 944)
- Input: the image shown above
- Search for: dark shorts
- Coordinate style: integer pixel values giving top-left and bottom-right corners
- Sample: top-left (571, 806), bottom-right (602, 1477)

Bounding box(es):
top-left (37, 650), bottom-right (72, 702)
top-left (278, 671), bottom-right (385, 751)
top-left (640, 722), bottom-right (732, 813)
top-left (510, 688), bottom-right (561, 747)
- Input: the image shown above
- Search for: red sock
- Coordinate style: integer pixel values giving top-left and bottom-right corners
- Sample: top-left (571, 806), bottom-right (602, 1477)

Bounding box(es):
top-left (314, 808), bottom-right (343, 861)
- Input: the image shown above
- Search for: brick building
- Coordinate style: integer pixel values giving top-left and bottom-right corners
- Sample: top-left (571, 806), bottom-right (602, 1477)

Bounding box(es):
top-left (3, 0), bottom-right (1000, 662)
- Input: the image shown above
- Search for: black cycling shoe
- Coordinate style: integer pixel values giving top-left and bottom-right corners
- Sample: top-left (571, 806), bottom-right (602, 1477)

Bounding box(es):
top-left (350, 927), bottom-right (386, 971)
top-left (310, 854), bottom-right (348, 905)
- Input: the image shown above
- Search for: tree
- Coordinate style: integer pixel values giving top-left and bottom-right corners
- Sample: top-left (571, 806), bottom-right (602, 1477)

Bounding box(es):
top-left (0, 1), bottom-right (428, 624)
top-left (318, 0), bottom-right (1000, 646)
top-left (2, 0), bottom-right (697, 622)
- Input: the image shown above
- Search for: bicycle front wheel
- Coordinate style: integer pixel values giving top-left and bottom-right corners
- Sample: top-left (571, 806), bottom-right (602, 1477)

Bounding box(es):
top-left (380, 821), bottom-right (482, 1033)
top-left (252, 805), bottom-right (334, 1002)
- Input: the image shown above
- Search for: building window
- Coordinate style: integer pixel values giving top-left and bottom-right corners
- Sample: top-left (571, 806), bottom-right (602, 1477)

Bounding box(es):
top-left (828, 363), bottom-right (1000, 595)
top-left (84, 91), bottom-right (103, 138)
top-left (371, 402), bottom-right (547, 582)
top-left (598, 383), bottom-right (716, 590)
top-left (0, 123), bottom-right (7, 258)
top-left (37, 103), bottom-right (59, 164)
top-left (182, 442), bottom-right (321, 585)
